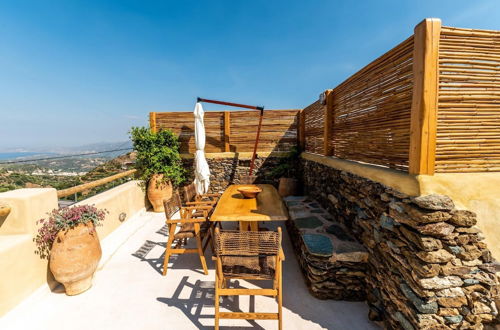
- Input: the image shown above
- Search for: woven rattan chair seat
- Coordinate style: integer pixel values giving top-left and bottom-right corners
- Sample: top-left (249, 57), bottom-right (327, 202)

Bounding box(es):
top-left (221, 255), bottom-right (276, 280)
top-left (174, 221), bottom-right (210, 239)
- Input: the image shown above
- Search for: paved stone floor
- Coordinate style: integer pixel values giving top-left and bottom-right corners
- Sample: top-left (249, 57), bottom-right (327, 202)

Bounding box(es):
top-left (1, 210), bottom-right (379, 330)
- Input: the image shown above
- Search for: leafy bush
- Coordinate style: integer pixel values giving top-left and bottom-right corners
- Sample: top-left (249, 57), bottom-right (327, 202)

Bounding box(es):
top-left (269, 146), bottom-right (300, 179)
top-left (129, 127), bottom-right (185, 187)
top-left (34, 205), bottom-right (107, 259)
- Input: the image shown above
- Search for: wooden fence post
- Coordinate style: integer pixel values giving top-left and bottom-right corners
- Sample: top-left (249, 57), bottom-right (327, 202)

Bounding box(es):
top-left (409, 18), bottom-right (441, 175)
top-left (324, 89), bottom-right (334, 156)
top-left (298, 110), bottom-right (306, 151)
top-left (149, 112), bottom-right (157, 133)
top-left (224, 111), bottom-right (231, 152)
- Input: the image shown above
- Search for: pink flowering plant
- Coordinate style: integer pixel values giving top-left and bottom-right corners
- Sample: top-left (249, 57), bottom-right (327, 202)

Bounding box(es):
top-left (34, 205), bottom-right (107, 259)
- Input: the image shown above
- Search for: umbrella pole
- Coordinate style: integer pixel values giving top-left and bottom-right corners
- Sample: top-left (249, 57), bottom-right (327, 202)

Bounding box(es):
top-left (249, 108), bottom-right (263, 176)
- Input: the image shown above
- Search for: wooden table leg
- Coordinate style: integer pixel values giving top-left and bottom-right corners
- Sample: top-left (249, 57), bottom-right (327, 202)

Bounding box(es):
top-left (239, 221), bottom-right (259, 231)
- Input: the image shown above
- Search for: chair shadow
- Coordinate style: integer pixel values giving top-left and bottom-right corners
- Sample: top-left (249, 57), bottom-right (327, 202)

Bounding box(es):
top-left (131, 224), bottom-right (206, 276)
top-left (157, 276), bottom-right (265, 330)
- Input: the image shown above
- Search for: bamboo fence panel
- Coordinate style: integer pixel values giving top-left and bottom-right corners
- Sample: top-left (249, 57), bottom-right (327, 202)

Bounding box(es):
top-left (229, 110), bottom-right (299, 152)
top-left (153, 110), bottom-right (299, 153)
top-left (329, 36), bottom-right (414, 171)
top-left (303, 100), bottom-right (325, 154)
top-left (155, 111), bottom-right (225, 153)
top-left (436, 26), bottom-right (500, 172)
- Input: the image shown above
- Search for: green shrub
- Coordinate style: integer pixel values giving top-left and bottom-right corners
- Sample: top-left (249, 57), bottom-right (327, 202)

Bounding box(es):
top-left (129, 127), bottom-right (185, 187)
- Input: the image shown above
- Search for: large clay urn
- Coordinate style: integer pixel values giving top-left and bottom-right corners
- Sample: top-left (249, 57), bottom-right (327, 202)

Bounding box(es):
top-left (147, 174), bottom-right (173, 212)
top-left (49, 222), bottom-right (102, 295)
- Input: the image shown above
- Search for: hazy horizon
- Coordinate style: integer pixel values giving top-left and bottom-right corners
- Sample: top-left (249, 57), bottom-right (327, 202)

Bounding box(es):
top-left (1, 0), bottom-right (499, 149)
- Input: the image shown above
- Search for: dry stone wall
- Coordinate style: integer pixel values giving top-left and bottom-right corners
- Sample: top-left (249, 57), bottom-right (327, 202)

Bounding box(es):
top-left (181, 154), bottom-right (295, 193)
top-left (301, 158), bottom-right (500, 329)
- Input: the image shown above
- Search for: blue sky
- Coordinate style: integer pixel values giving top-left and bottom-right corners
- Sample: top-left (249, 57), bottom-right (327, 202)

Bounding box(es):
top-left (1, 0), bottom-right (499, 150)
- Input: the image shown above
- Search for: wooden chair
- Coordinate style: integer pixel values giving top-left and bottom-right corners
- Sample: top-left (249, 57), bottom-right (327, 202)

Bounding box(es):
top-left (183, 182), bottom-right (220, 207)
top-left (162, 193), bottom-right (213, 276)
top-left (213, 227), bottom-right (285, 330)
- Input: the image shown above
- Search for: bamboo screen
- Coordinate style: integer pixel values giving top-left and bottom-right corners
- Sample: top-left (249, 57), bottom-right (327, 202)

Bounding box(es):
top-left (303, 100), bottom-right (325, 154)
top-left (153, 110), bottom-right (299, 153)
top-left (302, 37), bottom-right (414, 170)
top-left (332, 36), bottom-right (414, 171)
top-left (155, 111), bottom-right (225, 153)
top-left (229, 110), bottom-right (299, 152)
top-left (435, 26), bottom-right (500, 172)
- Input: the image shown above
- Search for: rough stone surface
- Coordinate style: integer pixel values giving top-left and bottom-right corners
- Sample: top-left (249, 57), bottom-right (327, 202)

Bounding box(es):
top-left (284, 197), bottom-right (368, 301)
top-left (182, 155), bottom-right (295, 193)
top-left (411, 194), bottom-right (455, 211)
top-left (301, 158), bottom-right (499, 330)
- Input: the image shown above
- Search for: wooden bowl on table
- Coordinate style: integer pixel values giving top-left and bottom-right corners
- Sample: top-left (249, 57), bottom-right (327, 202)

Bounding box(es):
top-left (237, 185), bottom-right (263, 199)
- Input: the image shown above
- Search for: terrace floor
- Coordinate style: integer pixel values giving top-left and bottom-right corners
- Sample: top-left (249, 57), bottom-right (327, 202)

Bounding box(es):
top-left (1, 210), bottom-right (379, 330)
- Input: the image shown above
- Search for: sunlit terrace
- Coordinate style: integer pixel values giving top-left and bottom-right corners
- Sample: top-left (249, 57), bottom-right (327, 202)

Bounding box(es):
top-left (1, 18), bottom-right (500, 330)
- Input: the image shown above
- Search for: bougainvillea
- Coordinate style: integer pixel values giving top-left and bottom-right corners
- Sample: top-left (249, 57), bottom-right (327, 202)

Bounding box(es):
top-left (34, 205), bottom-right (107, 259)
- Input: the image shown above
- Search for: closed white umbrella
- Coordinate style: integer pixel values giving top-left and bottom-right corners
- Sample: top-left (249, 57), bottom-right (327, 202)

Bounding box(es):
top-left (193, 102), bottom-right (210, 194)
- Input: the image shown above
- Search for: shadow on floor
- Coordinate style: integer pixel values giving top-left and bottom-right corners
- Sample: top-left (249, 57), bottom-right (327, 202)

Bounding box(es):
top-left (134, 223), bottom-right (379, 330)
top-left (157, 276), bottom-right (265, 330)
top-left (131, 224), bottom-right (207, 276)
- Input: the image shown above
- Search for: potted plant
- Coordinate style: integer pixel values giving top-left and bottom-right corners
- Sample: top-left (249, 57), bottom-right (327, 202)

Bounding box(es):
top-left (129, 127), bottom-right (185, 212)
top-left (269, 147), bottom-right (300, 197)
top-left (34, 205), bottom-right (107, 295)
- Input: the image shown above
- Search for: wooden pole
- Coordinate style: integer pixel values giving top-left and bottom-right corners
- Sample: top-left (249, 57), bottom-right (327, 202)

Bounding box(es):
top-left (249, 109), bottom-right (264, 176)
top-left (149, 112), bottom-right (157, 133)
top-left (224, 111), bottom-right (231, 152)
top-left (57, 169), bottom-right (137, 198)
top-left (409, 18), bottom-right (441, 175)
top-left (298, 110), bottom-right (305, 151)
top-left (324, 89), bottom-right (334, 156)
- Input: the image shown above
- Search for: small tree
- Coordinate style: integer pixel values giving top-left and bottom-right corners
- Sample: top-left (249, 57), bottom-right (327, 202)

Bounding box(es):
top-left (129, 127), bottom-right (185, 187)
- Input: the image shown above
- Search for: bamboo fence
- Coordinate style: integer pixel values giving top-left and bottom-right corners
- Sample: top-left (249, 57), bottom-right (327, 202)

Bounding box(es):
top-left (301, 19), bottom-right (500, 174)
top-left (149, 19), bottom-right (499, 174)
top-left (150, 109), bottom-right (299, 153)
top-left (436, 26), bottom-right (500, 172)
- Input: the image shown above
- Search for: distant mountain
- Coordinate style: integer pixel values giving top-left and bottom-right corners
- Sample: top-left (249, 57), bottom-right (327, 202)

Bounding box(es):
top-left (42, 141), bottom-right (133, 155)
top-left (0, 141), bottom-right (132, 157)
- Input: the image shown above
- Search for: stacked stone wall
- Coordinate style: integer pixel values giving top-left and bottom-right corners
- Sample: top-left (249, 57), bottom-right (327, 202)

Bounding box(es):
top-left (182, 155), bottom-right (297, 193)
top-left (301, 158), bottom-right (499, 329)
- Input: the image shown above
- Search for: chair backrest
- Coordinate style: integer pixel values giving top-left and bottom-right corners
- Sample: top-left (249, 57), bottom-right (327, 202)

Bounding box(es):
top-left (183, 182), bottom-right (197, 203)
top-left (214, 229), bottom-right (281, 257)
top-left (163, 192), bottom-right (182, 221)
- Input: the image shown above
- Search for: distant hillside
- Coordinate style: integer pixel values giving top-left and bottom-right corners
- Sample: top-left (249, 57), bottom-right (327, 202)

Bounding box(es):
top-left (0, 152), bottom-right (136, 199)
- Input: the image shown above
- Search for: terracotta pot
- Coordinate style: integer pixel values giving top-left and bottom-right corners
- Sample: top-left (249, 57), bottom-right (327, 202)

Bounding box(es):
top-left (49, 222), bottom-right (102, 296)
top-left (278, 177), bottom-right (299, 197)
top-left (147, 174), bottom-right (173, 212)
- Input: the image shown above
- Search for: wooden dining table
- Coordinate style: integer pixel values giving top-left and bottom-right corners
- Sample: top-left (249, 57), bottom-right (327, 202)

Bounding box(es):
top-left (210, 184), bottom-right (289, 231)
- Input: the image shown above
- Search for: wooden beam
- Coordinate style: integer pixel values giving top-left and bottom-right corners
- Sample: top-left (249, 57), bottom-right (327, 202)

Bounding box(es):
top-left (298, 110), bottom-right (305, 151)
top-left (324, 90), bottom-right (334, 156)
top-left (409, 18), bottom-right (441, 175)
top-left (224, 111), bottom-right (231, 152)
top-left (57, 169), bottom-right (137, 198)
top-left (219, 312), bottom-right (279, 320)
top-left (149, 112), bottom-right (157, 133)
top-left (218, 288), bottom-right (277, 296)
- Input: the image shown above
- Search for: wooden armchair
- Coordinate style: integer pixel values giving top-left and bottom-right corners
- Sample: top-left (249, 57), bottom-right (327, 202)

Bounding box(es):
top-left (212, 227), bottom-right (285, 330)
top-left (183, 182), bottom-right (220, 207)
top-left (162, 193), bottom-right (213, 276)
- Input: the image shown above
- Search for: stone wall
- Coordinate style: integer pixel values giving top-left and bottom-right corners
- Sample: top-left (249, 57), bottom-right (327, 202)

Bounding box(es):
top-left (301, 158), bottom-right (500, 329)
top-left (181, 153), bottom-right (298, 193)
